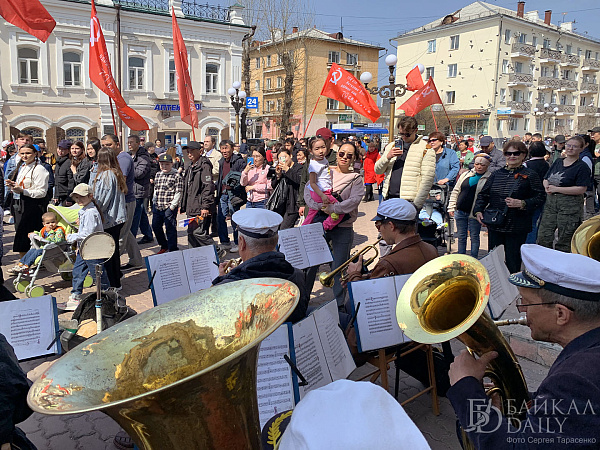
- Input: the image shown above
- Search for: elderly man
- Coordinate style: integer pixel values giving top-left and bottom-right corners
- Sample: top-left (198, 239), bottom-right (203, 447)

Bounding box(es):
top-left (447, 244), bottom-right (600, 449)
top-left (203, 135), bottom-right (223, 237)
top-left (346, 199), bottom-right (437, 282)
top-left (128, 135), bottom-right (154, 245)
top-left (212, 208), bottom-right (309, 324)
top-left (375, 116), bottom-right (436, 209)
top-left (469, 136), bottom-right (505, 173)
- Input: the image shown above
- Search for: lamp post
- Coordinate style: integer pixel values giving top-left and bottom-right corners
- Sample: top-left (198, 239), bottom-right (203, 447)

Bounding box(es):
top-left (228, 81), bottom-right (246, 144)
top-left (533, 103), bottom-right (559, 137)
top-left (359, 55), bottom-right (409, 142)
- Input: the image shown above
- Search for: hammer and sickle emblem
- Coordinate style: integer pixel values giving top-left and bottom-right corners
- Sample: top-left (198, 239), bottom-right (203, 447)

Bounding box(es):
top-left (330, 68), bottom-right (343, 85)
top-left (90, 17), bottom-right (101, 47)
top-left (422, 86), bottom-right (434, 97)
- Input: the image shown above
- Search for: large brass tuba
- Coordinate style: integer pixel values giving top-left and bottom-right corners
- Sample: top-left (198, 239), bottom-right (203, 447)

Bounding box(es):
top-left (396, 254), bottom-right (529, 417)
top-left (28, 278), bottom-right (299, 450)
top-left (571, 215), bottom-right (600, 261)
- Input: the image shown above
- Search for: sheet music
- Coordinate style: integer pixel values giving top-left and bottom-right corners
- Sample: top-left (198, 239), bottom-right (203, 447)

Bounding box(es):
top-left (0, 296), bottom-right (59, 360)
top-left (300, 223), bottom-right (333, 267)
top-left (293, 315), bottom-right (330, 399)
top-left (312, 300), bottom-right (355, 381)
top-left (256, 324), bottom-right (296, 430)
top-left (182, 246), bottom-right (219, 293)
top-left (278, 228), bottom-right (310, 269)
top-left (146, 251), bottom-right (190, 305)
top-left (349, 275), bottom-right (409, 352)
top-left (480, 246), bottom-right (519, 319)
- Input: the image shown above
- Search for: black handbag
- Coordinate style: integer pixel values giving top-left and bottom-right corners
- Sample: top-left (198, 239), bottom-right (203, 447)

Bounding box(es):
top-left (481, 175), bottom-right (520, 227)
top-left (266, 177), bottom-right (287, 214)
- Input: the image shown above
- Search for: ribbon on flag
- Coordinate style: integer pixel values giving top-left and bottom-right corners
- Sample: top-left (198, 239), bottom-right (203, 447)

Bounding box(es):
top-left (397, 77), bottom-right (442, 117)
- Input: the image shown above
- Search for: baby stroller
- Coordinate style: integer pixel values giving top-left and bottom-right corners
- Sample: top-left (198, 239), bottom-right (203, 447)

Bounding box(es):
top-left (417, 184), bottom-right (454, 253)
top-left (13, 204), bottom-right (92, 297)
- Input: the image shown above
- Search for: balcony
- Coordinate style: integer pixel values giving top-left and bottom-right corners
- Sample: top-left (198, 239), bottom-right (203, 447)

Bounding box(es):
top-left (578, 105), bottom-right (599, 116)
top-left (510, 42), bottom-right (535, 59)
top-left (558, 79), bottom-right (578, 91)
top-left (580, 81), bottom-right (598, 94)
top-left (582, 58), bottom-right (600, 71)
top-left (537, 76), bottom-right (561, 90)
top-left (507, 101), bottom-right (531, 113)
top-left (539, 48), bottom-right (561, 63)
top-left (507, 72), bottom-right (533, 87)
top-left (560, 53), bottom-right (580, 67)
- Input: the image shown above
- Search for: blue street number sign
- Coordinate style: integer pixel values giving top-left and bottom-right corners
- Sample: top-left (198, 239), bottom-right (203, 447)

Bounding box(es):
top-left (246, 97), bottom-right (258, 109)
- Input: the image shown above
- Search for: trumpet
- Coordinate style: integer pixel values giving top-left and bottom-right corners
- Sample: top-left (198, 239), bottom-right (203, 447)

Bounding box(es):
top-left (222, 257), bottom-right (242, 273)
top-left (319, 238), bottom-right (382, 288)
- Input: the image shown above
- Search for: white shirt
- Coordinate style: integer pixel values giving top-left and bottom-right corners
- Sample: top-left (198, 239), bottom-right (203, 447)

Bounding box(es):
top-left (15, 161), bottom-right (49, 199)
top-left (308, 158), bottom-right (332, 192)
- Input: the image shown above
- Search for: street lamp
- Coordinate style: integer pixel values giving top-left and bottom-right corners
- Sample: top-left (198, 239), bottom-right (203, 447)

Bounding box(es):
top-left (533, 103), bottom-right (559, 137)
top-left (360, 54), bottom-right (409, 142)
top-left (228, 81), bottom-right (246, 144)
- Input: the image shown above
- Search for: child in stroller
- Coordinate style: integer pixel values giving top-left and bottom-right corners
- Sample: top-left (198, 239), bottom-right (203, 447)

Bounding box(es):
top-left (417, 184), bottom-right (452, 252)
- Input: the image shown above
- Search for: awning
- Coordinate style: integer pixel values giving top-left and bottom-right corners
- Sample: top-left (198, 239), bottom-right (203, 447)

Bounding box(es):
top-left (331, 127), bottom-right (389, 135)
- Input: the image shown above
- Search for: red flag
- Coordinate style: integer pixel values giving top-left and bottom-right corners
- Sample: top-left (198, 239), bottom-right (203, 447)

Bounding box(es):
top-left (0, 0), bottom-right (56, 42)
top-left (398, 77), bottom-right (442, 117)
top-left (406, 66), bottom-right (424, 92)
top-left (171, 8), bottom-right (198, 129)
top-left (321, 63), bottom-right (380, 123)
top-left (89, 0), bottom-right (148, 131)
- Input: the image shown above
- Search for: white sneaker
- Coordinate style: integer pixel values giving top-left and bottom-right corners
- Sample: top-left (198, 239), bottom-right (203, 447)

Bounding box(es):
top-left (64, 295), bottom-right (81, 311)
top-left (220, 242), bottom-right (232, 250)
top-left (229, 244), bottom-right (239, 253)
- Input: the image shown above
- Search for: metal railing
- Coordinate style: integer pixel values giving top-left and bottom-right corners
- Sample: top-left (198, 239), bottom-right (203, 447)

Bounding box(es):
top-left (510, 42), bottom-right (535, 57)
top-left (583, 58), bottom-right (600, 70)
top-left (508, 73), bottom-right (533, 84)
top-left (580, 81), bottom-right (599, 92)
top-left (537, 76), bottom-right (561, 89)
top-left (181, 0), bottom-right (230, 22)
top-left (114, 0), bottom-right (169, 13)
top-left (536, 104), bottom-right (576, 114)
top-left (539, 47), bottom-right (561, 61)
top-left (559, 79), bottom-right (578, 90)
top-left (560, 53), bottom-right (580, 66)
top-left (507, 101), bottom-right (531, 112)
top-left (578, 105), bottom-right (598, 114)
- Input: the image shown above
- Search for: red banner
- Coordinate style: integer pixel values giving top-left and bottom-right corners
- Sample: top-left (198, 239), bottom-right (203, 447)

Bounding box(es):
top-left (398, 77), bottom-right (442, 117)
top-left (0, 0), bottom-right (56, 42)
top-left (405, 66), bottom-right (424, 92)
top-left (89, 0), bottom-right (148, 131)
top-left (321, 63), bottom-right (380, 123)
top-left (171, 8), bottom-right (198, 129)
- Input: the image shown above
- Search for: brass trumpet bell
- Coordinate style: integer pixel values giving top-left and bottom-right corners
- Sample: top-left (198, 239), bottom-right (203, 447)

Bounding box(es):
top-left (571, 215), bottom-right (600, 261)
top-left (28, 278), bottom-right (299, 450)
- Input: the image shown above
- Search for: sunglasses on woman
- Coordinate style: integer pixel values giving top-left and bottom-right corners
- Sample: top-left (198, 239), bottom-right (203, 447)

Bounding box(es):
top-left (338, 151), bottom-right (354, 159)
top-left (398, 132), bottom-right (413, 137)
top-left (504, 151), bottom-right (522, 156)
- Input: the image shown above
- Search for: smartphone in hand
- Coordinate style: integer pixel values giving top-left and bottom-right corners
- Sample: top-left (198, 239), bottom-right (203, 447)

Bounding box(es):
top-left (247, 157), bottom-right (254, 165)
top-left (394, 139), bottom-right (402, 148)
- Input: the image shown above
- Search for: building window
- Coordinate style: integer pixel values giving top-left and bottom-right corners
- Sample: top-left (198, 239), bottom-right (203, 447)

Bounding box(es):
top-left (266, 55), bottom-right (271, 67)
top-left (255, 80), bottom-right (260, 91)
top-left (277, 76), bottom-right (283, 88)
top-left (328, 51), bottom-right (340, 64)
top-left (425, 67), bottom-right (434, 79)
top-left (551, 92), bottom-right (557, 104)
top-left (207, 127), bottom-right (219, 137)
top-left (535, 118), bottom-right (543, 131)
top-left (517, 33), bottom-right (527, 44)
top-left (450, 35), bottom-right (459, 50)
top-left (504, 29), bottom-right (511, 44)
top-left (585, 50), bottom-right (592, 59)
top-left (169, 59), bottom-right (176, 92)
top-left (447, 64), bottom-right (457, 78)
top-left (509, 118), bottom-right (519, 131)
top-left (255, 57), bottom-right (261, 68)
top-left (327, 98), bottom-right (339, 110)
top-left (266, 78), bottom-right (271, 89)
top-left (427, 39), bottom-right (436, 53)
top-left (532, 36), bottom-right (537, 47)
top-left (543, 39), bottom-right (551, 49)
top-left (512, 89), bottom-right (523, 102)
top-left (18, 48), bottom-right (39, 84)
top-left (577, 48), bottom-right (582, 57)
top-left (499, 88), bottom-right (506, 103)
top-left (580, 96), bottom-right (587, 106)
top-left (277, 99), bottom-right (282, 111)
top-left (63, 52), bottom-right (82, 87)
top-left (66, 127), bottom-right (85, 142)
top-left (446, 91), bottom-right (455, 104)
top-left (560, 94), bottom-right (567, 105)
top-left (497, 119), bottom-right (503, 132)
top-left (346, 53), bottom-right (358, 65)
top-left (502, 60), bottom-right (509, 74)
top-left (567, 119), bottom-right (574, 130)
top-left (21, 127), bottom-right (43, 138)
top-left (277, 53), bottom-right (283, 65)
top-left (128, 57), bottom-right (144, 90)
top-left (206, 63), bottom-right (218, 94)
top-left (524, 118), bottom-right (530, 131)
top-left (514, 61), bottom-right (523, 73)
top-left (325, 121), bottom-right (334, 129)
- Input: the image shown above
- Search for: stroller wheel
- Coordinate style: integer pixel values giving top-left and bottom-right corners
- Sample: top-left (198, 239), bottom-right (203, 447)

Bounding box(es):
top-left (16, 279), bottom-right (30, 293)
top-left (83, 275), bottom-right (93, 288)
top-left (25, 284), bottom-right (45, 298)
top-left (60, 272), bottom-right (73, 282)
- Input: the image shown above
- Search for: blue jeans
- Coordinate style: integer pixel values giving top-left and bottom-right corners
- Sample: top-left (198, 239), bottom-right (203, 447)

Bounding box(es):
top-left (131, 198), bottom-right (153, 239)
top-left (247, 200), bottom-right (266, 209)
top-left (525, 205), bottom-right (544, 244)
top-left (152, 207), bottom-right (179, 251)
top-left (419, 208), bottom-right (444, 226)
top-left (21, 248), bottom-right (43, 267)
top-left (454, 210), bottom-right (482, 258)
top-left (71, 253), bottom-right (109, 295)
top-left (217, 193), bottom-right (238, 245)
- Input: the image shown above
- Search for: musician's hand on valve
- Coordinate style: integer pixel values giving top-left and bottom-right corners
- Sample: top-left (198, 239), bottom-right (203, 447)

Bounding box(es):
top-left (218, 262), bottom-right (228, 276)
top-left (346, 255), bottom-right (363, 278)
top-left (449, 350), bottom-right (498, 385)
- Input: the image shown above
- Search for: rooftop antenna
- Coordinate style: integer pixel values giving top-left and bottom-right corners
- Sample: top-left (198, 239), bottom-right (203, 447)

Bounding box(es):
top-left (340, 16), bottom-right (343, 34)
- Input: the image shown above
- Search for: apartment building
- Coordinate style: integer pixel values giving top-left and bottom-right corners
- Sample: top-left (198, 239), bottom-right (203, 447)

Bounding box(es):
top-left (0, 0), bottom-right (250, 149)
top-left (393, 1), bottom-right (600, 138)
top-left (248, 28), bottom-right (382, 139)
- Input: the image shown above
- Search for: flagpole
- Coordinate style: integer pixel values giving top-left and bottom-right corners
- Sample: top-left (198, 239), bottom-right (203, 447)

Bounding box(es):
top-left (109, 98), bottom-right (118, 136)
top-left (440, 102), bottom-right (457, 140)
top-left (191, 125), bottom-right (196, 141)
top-left (301, 95), bottom-right (321, 138)
top-left (430, 108), bottom-right (438, 132)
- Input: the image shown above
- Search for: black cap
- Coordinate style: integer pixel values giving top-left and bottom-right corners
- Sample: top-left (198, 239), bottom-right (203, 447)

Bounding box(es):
top-left (589, 127), bottom-right (600, 133)
top-left (183, 141), bottom-right (202, 150)
top-left (158, 154), bottom-right (173, 163)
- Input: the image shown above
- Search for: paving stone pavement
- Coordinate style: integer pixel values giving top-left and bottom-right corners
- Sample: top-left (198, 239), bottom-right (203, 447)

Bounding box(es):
top-left (3, 199), bottom-right (550, 449)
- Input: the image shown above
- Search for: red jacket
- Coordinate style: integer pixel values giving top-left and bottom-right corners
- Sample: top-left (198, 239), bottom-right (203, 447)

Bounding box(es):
top-left (363, 150), bottom-right (384, 185)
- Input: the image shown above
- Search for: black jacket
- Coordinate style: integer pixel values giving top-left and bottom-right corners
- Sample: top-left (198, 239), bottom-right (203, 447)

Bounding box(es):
top-left (271, 162), bottom-right (302, 214)
top-left (473, 166), bottom-right (545, 233)
top-left (73, 157), bottom-right (91, 185)
top-left (132, 147), bottom-right (153, 198)
top-left (180, 156), bottom-right (215, 215)
top-left (54, 155), bottom-right (74, 200)
top-left (216, 153), bottom-right (246, 197)
top-left (212, 251), bottom-right (309, 324)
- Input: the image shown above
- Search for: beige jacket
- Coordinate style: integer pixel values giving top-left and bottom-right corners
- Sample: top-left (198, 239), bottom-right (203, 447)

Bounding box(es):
top-left (448, 168), bottom-right (491, 218)
top-left (205, 148), bottom-right (223, 182)
top-left (374, 136), bottom-right (436, 209)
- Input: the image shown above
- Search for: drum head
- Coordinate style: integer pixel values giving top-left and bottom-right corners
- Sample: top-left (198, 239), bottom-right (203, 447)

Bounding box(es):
top-left (80, 232), bottom-right (115, 261)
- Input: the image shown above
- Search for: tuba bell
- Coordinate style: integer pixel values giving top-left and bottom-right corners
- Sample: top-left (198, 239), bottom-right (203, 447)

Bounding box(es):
top-left (571, 215), bottom-right (600, 261)
top-left (396, 254), bottom-right (529, 419)
top-left (28, 278), bottom-right (299, 450)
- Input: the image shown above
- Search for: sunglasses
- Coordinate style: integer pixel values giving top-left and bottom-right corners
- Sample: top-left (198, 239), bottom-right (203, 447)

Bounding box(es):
top-left (504, 151), bottom-right (522, 157)
top-left (338, 151), bottom-right (354, 159)
top-left (428, 138), bottom-right (439, 142)
top-left (398, 132), bottom-right (413, 137)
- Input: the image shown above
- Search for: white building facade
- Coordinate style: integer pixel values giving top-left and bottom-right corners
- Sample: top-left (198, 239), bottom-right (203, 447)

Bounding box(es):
top-left (0, 0), bottom-right (251, 149)
top-left (393, 1), bottom-right (600, 138)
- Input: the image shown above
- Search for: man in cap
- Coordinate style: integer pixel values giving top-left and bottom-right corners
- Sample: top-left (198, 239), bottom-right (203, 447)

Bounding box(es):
top-left (552, 134), bottom-right (567, 163)
top-left (128, 134), bottom-right (154, 245)
top-left (346, 198), bottom-right (438, 282)
top-left (151, 154), bottom-right (183, 254)
top-left (447, 244), bottom-right (600, 448)
top-left (180, 141), bottom-right (219, 249)
top-left (212, 208), bottom-right (309, 323)
top-left (469, 136), bottom-right (505, 173)
top-left (524, 132), bottom-right (533, 148)
top-left (203, 135), bottom-right (223, 238)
